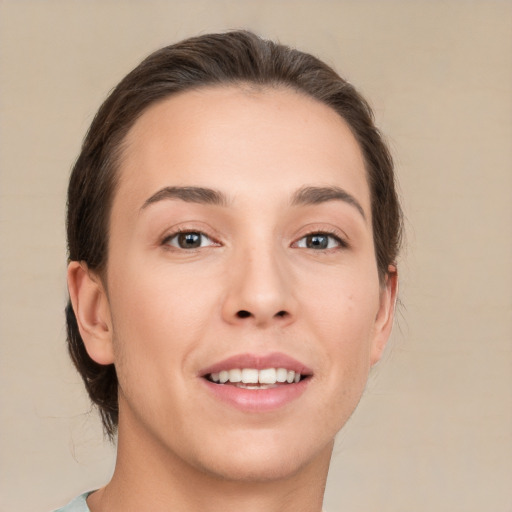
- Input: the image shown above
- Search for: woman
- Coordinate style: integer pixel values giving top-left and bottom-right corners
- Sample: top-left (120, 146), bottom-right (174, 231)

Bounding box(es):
top-left (59, 30), bottom-right (401, 512)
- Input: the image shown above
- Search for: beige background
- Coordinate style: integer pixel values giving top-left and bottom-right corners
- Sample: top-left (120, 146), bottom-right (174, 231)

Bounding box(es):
top-left (1, 1), bottom-right (511, 511)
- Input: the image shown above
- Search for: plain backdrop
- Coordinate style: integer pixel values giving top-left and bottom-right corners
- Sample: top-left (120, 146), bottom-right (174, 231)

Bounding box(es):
top-left (0, 1), bottom-right (511, 511)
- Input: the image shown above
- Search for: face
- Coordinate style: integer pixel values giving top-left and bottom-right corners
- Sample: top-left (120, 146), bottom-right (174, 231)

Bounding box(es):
top-left (75, 86), bottom-right (396, 481)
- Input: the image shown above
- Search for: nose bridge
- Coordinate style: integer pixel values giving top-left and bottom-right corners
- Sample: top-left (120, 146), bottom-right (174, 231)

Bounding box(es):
top-left (223, 235), bottom-right (295, 326)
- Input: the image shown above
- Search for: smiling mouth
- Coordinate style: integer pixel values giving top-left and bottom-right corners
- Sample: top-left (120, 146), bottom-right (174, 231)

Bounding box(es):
top-left (205, 368), bottom-right (309, 389)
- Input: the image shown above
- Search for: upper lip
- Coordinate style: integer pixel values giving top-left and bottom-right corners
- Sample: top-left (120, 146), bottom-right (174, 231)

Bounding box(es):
top-left (199, 352), bottom-right (313, 377)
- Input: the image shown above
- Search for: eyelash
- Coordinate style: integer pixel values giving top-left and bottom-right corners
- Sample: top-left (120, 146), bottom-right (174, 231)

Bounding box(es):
top-left (161, 228), bottom-right (348, 252)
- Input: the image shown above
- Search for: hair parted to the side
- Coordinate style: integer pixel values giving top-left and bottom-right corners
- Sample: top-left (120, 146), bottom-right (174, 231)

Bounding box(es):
top-left (66, 30), bottom-right (403, 439)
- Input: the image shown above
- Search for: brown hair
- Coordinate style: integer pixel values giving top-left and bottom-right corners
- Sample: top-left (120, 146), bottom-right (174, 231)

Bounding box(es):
top-left (66, 30), bottom-right (402, 439)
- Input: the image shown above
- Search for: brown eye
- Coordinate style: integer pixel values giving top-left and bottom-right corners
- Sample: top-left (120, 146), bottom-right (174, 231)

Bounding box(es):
top-left (164, 231), bottom-right (215, 249)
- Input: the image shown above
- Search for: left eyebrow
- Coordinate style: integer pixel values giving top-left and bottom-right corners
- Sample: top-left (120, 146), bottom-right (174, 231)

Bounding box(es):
top-left (290, 186), bottom-right (367, 220)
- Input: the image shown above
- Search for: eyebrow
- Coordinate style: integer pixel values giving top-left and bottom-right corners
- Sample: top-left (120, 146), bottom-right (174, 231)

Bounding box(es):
top-left (290, 186), bottom-right (366, 220)
top-left (141, 184), bottom-right (366, 220)
top-left (141, 186), bottom-right (229, 210)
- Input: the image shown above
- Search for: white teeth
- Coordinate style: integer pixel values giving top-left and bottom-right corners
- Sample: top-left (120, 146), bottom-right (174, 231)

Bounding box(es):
top-left (208, 368), bottom-right (304, 385)
top-left (228, 368), bottom-right (242, 383)
top-left (259, 368), bottom-right (277, 384)
top-left (276, 368), bottom-right (288, 383)
top-left (241, 368), bottom-right (259, 384)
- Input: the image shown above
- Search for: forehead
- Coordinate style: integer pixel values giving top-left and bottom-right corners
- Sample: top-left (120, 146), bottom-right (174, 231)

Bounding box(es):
top-left (115, 85), bottom-right (370, 212)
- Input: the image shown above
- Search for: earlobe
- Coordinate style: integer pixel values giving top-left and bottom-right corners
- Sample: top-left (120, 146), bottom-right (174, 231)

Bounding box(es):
top-left (67, 261), bottom-right (115, 365)
top-left (370, 265), bottom-right (398, 366)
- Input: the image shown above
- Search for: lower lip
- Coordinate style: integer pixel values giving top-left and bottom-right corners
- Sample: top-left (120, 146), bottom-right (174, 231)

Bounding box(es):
top-left (201, 378), bottom-right (310, 412)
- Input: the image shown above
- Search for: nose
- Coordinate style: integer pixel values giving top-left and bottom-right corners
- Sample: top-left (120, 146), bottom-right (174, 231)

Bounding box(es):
top-left (221, 243), bottom-right (297, 328)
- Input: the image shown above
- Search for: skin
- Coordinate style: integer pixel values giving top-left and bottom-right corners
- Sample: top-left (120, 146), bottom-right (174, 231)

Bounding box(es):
top-left (68, 86), bottom-right (397, 512)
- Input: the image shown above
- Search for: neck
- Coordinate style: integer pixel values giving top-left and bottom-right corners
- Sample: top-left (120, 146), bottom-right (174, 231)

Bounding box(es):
top-left (88, 409), bottom-right (332, 512)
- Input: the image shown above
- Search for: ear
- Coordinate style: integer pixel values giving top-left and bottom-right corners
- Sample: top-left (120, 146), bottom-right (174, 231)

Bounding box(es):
top-left (370, 265), bottom-right (398, 366)
top-left (67, 261), bottom-right (114, 365)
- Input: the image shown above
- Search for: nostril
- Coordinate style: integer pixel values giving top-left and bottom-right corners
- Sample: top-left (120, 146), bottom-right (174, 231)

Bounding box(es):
top-left (235, 310), bottom-right (289, 320)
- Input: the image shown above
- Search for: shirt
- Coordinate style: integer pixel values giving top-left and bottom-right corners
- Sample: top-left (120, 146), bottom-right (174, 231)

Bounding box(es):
top-left (53, 492), bottom-right (92, 512)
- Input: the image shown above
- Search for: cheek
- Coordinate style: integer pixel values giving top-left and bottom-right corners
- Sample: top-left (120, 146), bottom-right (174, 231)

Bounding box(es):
top-left (107, 262), bottom-right (199, 374)
top-left (299, 264), bottom-right (380, 409)
top-left (106, 264), bottom-right (219, 432)
top-left (300, 259), bottom-right (380, 342)
top-left (106, 253), bottom-right (232, 396)
top-left (109, 266), bottom-right (214, 355)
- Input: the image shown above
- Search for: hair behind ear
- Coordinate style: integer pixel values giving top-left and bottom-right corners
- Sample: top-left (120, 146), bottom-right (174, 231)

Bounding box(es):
top-left (66, 300), bottom-right (119, 439)
top-left (66, 260), bottom-right (119, 440)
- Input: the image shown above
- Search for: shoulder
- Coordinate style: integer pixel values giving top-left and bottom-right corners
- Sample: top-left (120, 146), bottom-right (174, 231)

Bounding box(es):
top-left (52, 492), bottom-right (92, 512)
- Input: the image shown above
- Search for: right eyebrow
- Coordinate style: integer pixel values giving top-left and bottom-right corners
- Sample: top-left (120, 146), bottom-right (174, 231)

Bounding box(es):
top-left (140, 186), bottom-right (230, 210)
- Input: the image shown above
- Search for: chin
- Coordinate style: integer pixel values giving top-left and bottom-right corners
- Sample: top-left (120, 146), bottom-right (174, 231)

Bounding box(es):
top-left (189, 430), bottom-right (334, 483)
top-left (199, 454), bottom-right (313, 483)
